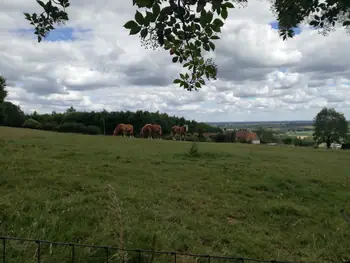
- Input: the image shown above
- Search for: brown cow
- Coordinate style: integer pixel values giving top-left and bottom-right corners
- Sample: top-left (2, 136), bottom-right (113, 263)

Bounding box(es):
top-left (151, 124), bottom-right (162, 139)
top-left (113, 124), bottom-right (134, 138)
top-left (172, 124), bottom-right (188, 141)
top-left (140, 124), bottom-right (163, 139)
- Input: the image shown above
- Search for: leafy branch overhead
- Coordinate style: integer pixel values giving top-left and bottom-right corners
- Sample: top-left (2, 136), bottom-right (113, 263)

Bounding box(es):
top-left (26, 0), bottom-right (350, 91)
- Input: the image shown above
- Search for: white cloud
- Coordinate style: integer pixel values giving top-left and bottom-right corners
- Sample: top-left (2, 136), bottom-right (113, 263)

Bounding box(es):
top-left (1, 0), bottom-right (350, 122)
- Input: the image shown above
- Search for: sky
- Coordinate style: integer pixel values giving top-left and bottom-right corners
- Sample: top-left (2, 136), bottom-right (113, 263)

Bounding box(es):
top-left (1, 0), bottom-right (350, 122)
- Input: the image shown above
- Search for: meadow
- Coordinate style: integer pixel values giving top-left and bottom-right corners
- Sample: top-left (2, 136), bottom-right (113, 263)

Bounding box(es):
top-left (0, 127), bottom-right (349, 263)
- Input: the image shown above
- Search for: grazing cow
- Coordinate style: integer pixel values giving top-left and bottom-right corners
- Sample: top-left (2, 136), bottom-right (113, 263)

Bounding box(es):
top-left (113, 124), bottom-right (134, 138)
top-left (140, 124), bottom-right (162, 139)
top-left (172, 124), bottom-right (188, 141)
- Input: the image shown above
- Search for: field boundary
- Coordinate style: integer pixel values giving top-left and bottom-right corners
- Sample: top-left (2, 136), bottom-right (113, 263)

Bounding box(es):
top-left (0, 236), bottom-right (310, 263)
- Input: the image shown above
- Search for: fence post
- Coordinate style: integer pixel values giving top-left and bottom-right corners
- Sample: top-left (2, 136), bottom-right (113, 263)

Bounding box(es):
top-left (36, 241), bottom-right (41, 263)
top-left (138, 250), bottom-right (141, 263)
top-left (105, 247), bottom-right (109, 263)
top-left (2, 238), bottom-right (5, 263)
top-left (71, 244), bottom-right (75, 263)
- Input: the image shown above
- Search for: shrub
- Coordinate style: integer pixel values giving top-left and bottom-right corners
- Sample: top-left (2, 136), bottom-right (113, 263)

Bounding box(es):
top-left (0, 101), bottom-right (25, 127)
top-left (57, 122), bottom-right (89, 134)
top-left (214, 133), bottom-right (226, 142)
top-left (294, 138), bottom-right (314, 147)
top-left (40, 122), bottom-right (58, 131)
top-left (187, 141), bottom-right (200, 157)
top-left (85, 125), bottom-right (102, 135)
top-left (282, 137), bottom-right (293, 145)
top-left (23, 118), bottom-right (41, 129)
top-left (341, 143), bottom-right (350, 150)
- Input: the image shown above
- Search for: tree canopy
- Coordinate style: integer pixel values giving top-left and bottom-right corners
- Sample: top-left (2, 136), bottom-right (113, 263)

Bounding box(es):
top-left (0, 76), bottom-right (8, 103)
top-left (24, 0), bottom-right (350, 91)
top-left (313, 107), bottom-right (349, 148)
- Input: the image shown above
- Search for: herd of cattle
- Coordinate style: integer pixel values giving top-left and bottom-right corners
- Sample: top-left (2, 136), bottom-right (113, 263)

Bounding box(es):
top-left (113, 123), bottom-right (189, 141)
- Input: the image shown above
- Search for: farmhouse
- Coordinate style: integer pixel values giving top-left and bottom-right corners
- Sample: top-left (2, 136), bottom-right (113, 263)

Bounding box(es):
top-left (236, 129), bottom-right (260, 144)
top-left (296, 135), bottom-right (309, 140)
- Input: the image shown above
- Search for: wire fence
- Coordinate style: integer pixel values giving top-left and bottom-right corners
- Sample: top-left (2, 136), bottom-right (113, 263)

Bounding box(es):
top-left (0, 236), bottom-right (315, 263)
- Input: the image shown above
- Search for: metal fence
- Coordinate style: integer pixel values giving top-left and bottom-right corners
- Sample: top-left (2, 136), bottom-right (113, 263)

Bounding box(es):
top-left (0, 236), bottom-right (313, 263)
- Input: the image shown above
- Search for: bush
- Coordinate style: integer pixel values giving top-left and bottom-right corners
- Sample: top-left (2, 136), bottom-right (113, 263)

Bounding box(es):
top-left (0, 101), bottom-right (25, 127)
top-left (187, 141), bottom-right (200, 157)
top-left (57, 122), bottom-right (87, 134)
top-left (23, 118), bottom-right (41, 129)
top-left (282, 137), bottom-right (293, 145)
top-left (294, 138), bottom-right (314, 147)
top-left (41, 122), bottom-right (58, 131)
top-left (214, 132), bottom-right (226, 142)
top-left (55, 122), bottom-right (100, 135)
top-left (341, 143), bottom-right (350, 150)
top-left (85, 125), bottom-right (102, 135)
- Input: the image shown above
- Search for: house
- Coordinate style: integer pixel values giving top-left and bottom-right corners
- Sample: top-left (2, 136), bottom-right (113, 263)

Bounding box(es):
top-left (236, 129), bottom-right (260, 144)
top-left (296, 135), bottom-right (309, 140)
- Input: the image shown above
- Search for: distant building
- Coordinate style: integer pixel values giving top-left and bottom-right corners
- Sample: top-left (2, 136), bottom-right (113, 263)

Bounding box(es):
top-left (296, 136), bottom-right (309, 140)
top-left (236, 129), bottom-right (260, 144)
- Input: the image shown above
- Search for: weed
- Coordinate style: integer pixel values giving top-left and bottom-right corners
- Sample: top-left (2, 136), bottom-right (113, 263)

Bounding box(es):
top-left (187, 141), bottom-right (200, 157)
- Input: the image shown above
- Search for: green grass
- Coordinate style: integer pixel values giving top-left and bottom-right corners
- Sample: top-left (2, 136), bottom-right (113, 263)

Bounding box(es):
top-left (285, 131), bottom-right (314, 137)
top-left (0, 127), bottom-right (350, 263)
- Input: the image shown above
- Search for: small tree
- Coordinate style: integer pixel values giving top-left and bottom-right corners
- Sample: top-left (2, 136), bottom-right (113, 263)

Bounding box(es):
top-left (313, 107), bottom-right (348, 149)
top-left (0, 76), bottom-right (8, 103)
top-left (0, 102), bottom-right (25, 127)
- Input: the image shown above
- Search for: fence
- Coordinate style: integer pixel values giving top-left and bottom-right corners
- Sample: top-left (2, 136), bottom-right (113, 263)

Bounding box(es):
top-left (0, 236), bottom-right (310, 263)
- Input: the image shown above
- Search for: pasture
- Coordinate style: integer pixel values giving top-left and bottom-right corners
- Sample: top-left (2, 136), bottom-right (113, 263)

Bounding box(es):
top-left (0, 127), bottom-right (349, 263)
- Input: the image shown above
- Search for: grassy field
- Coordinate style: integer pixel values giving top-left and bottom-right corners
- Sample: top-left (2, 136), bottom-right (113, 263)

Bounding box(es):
top-left (0, 127), bottom-right (350, 263)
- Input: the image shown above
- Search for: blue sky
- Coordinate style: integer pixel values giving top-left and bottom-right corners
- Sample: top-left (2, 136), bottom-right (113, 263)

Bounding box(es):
top-left (269, 21), bottom-right (302, 35)
top-left (12, 22), bottom-right (299, 42)
top-left (12, 27), bottom-right (90, 42)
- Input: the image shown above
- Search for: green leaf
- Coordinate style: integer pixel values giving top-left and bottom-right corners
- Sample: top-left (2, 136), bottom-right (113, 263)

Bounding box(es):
top-left (161, 6), bottom-right (173, 16)
top-left (129, 26), bottom-right (141, 35)
top-left (205, 27), bottom-right (213, 36)
top-left (203, 43), bottom-right (210, 51)
top-left (24, 13), bottom-right (31, 21)
top-left (200, 12), bottom-right (207, 27)
top-left (221, 8), bottom-right (228, 20)
top-left (36, 0), bottom-right (46, 9)
top-left (124, 20), bottom-right (138, 29)
top-left (209, 42), bottom-right (215, 51)
top-left (153, 3), bottom-right (161, 17)
top-left (223, 2), bottom-right (234, 8)
top-left (211, 24), bottom-right (221, 33)
top-left (141, 28), bottom-right (148, 38)
top-left (180, 73), bottom-right (185, 79)
top-left (195, 82), bottom-right (201, 88)
top-left (135, 11), bottom-right (144, 25)
top-left (172, 56), bottom-right (179, 63)
top-left (343, 21), bottom-right (350, 26)
top-left (173, 79), bottom-right (181, 84)
top-left (205, 11), bottom-right (213, 24)
top-left (144, 12), bottom-right (152, 26)
top-left (213, 18), bottom-right (224, 27)
top-left (309, 20), bottom-right (318, 27)
top-left (210, 35), bottom-right (220, 40)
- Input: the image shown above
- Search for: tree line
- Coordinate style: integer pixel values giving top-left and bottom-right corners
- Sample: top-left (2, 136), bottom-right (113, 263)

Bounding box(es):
top-left (0, 76), bottom-right (220, 135)
top-left (22, 107), bottom-right (221, 135)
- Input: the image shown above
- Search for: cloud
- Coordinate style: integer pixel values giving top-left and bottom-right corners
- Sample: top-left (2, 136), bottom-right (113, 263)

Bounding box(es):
top-left (1, 0), bottom-right (350, 122)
